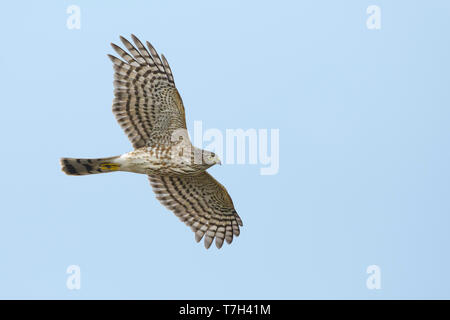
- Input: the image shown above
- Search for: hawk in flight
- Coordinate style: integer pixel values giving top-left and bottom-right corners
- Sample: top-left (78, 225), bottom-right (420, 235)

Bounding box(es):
top-left (61, 35), bottom-right (243, 249)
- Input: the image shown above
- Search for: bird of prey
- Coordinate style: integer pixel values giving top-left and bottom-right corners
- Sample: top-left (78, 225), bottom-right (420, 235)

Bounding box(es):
top-left (60, 35), bottom-right (243, 249)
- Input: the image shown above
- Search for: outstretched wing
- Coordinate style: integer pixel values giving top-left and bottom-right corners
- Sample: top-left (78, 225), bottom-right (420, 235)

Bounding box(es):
top-left (108, 35), bottom-right (187, 148)
top-left (148, 172), bottom-right (243, 249)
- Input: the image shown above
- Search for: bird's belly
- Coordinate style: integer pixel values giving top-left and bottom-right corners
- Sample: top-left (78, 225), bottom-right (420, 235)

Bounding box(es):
top-left (116, 150), bottom-right (202, 175)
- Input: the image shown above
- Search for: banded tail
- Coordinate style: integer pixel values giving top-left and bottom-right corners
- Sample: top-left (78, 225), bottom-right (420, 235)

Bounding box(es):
top-left (60, 156), bottom-right (121, 176)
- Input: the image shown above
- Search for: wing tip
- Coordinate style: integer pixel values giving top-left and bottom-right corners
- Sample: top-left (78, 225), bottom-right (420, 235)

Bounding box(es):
top-left (204, 236), bottom-right (213, 249)
top-left (195, 231), bottom-right (204, 243)
top-left (119, 35), bottom-right (132, 47)
top-left (130, 33), bottom-right (139, 42)
top-left (146, 40), bottom-right (156, 52)
top-left (106, 53), bottom-right (116, 61)
top-left (215, 238), bottom-right (224, 249)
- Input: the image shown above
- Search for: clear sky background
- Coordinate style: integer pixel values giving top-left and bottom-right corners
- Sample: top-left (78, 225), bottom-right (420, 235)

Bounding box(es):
top-left (0, 0), bottom-right (449, 299)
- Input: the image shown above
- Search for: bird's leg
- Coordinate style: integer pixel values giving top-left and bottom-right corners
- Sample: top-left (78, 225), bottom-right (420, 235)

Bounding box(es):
top-left (99, 163), bottom-right (121, 171)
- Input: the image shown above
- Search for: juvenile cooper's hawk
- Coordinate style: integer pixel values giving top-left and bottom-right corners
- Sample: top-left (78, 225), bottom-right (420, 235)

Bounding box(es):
top-left (61, 35), bottom-right (243, 249)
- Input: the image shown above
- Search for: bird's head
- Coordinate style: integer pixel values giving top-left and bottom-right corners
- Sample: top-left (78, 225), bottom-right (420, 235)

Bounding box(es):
top-left (204, 151), bottom-right (222, 166)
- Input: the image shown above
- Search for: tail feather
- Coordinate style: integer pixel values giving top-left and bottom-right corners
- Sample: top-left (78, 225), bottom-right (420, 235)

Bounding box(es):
top-left (60, 156), bottom-right (120, 176)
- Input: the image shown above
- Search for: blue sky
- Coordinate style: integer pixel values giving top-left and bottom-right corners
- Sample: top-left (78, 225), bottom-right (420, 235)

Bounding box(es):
top-left (0, 0), bottom-right (450, 299)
